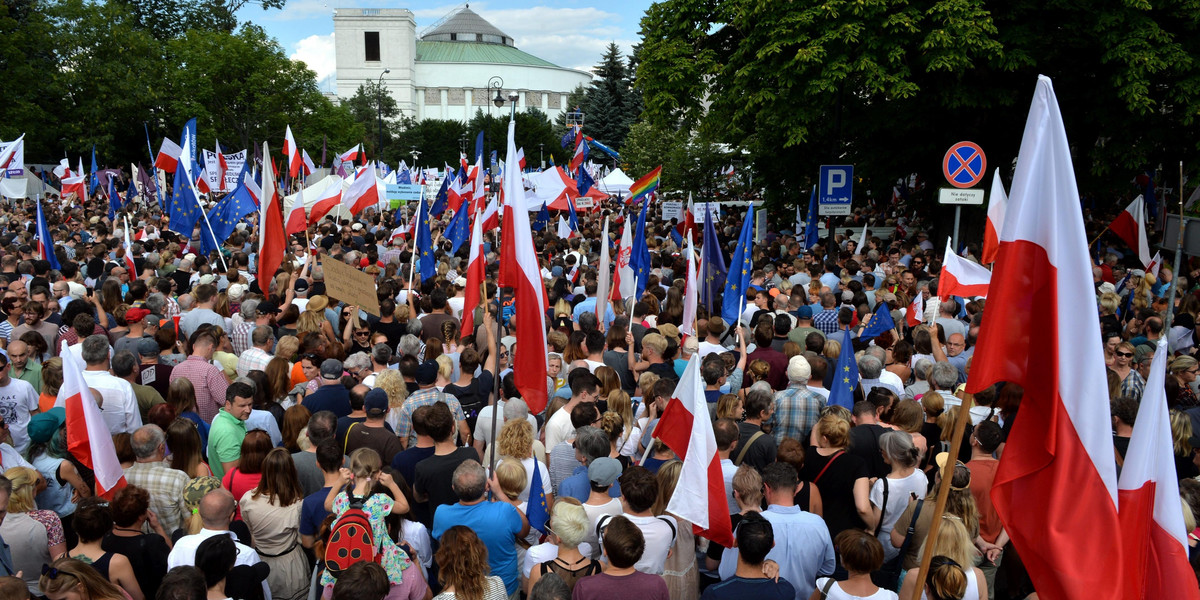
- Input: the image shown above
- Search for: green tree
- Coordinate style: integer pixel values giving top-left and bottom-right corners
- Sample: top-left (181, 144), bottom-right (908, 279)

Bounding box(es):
top-left (341, 81), bottom-right (401, 161)
top-left (0, 0), bottom-right (67, 160)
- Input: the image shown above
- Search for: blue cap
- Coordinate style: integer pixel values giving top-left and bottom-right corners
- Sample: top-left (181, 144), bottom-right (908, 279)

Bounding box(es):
top-left (795, 305), bottom-right (813, 320)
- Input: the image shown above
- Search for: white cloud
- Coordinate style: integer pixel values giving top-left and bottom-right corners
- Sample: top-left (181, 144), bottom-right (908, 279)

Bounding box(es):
top-left (291, 33), bottom-right (337, 83)
top-left (474, 6), bottom-right (635, 72)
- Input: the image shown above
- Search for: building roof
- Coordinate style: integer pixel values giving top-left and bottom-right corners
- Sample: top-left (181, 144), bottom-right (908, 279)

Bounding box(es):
top-left (415, 41), bottom-right (561, 68)
top-left (421, 7), bottom-right (513, 46)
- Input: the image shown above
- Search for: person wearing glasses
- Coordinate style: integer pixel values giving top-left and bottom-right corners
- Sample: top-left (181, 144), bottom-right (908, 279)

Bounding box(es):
top-left (1111, 341), bottom-right (1144, 400)
top-left (1170, 356), bottom-right (1200, 409)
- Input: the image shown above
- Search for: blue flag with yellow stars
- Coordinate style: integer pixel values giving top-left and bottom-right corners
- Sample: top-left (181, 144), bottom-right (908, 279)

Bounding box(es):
top-left (699, 201), bottom-right (727, 313)
top-left (445, 206), bottom-right (469, 255)
top-left (526, 458), bottom-right (550, 533)
top-left (804, 186), bottom-right (819, 251)
top-left (629, 196), bottom-right (651, 299)
top-left (720, 204), bottom-right (755, 325)
top-left (531, 201), bottom-right (550, 232)
top-left (201, 173), bottom-right (258, 256)
top-left (415, 192), bottom-right (435, 281)
top-left (828, 326), bottom-right (859, 409)
top-left (859, 303), bottom-right (896, 340)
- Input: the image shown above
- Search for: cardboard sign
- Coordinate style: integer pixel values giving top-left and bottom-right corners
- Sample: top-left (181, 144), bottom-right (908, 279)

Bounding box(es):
top-left (321, 257), bottom-right (381, 316)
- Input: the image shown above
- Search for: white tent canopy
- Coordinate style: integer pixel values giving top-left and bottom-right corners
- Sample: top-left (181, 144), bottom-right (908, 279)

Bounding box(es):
top-left (283, 172), bottom-right (389, 219)
top-left (597, 168), bottom-right (633, 197)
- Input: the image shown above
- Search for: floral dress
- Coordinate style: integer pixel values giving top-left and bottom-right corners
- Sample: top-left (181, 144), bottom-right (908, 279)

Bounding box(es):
top-left (319, 491), bottom-right (413, 587)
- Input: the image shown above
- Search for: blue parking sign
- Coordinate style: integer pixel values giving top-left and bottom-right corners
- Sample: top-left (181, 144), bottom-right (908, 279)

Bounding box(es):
top-left (818, 165), bottom-right (854, 216)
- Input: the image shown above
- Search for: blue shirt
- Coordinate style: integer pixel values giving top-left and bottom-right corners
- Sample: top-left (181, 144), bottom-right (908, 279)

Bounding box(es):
top-left (299, 486), bottom-right (332, 537)
top-left (558, 465), bottom-right (621, 502)
top-left (302, 385), bottom-right (352, 418)
top-left (432, 501), bottom-right (524, 596)
top-left (572, 296), bottom-right (616, 327)
top-left (700, 576), bottom-right (796, 600)
top-left (719, 505), bottom-right (835, 600)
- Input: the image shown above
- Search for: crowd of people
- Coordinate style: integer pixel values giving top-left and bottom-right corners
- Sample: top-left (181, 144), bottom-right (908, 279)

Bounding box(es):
top-left (0, 187), bottom-right (1188, 600)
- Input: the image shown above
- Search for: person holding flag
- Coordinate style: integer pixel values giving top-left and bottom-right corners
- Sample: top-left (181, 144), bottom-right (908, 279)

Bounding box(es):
top-left (720, 205), bottom-right (755, 326)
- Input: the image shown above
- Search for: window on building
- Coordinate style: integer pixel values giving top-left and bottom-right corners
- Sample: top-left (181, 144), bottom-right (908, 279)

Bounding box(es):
top-left (450, 33), bottom-right (457, 41)
top-left (364, 32), bottom-right (380, 62)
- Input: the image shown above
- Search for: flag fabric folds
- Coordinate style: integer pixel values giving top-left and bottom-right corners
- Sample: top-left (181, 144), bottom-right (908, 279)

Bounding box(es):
top-left (982, 169), bottom-right (1008, 264)
top-left (967, 75), bottom-right (1125, 600)
top-left (905, 294), bottom-right (924, 328)
top-left (531, 202), bottom-right (550, 232)
top-left (445, 206), bottom-right (469, 255)
top-left (283, 125), bottom-right (302, 177)
top-left (827, 327), bottom-right (858, 409)
top-left (155, 139), bottom-right (182, 172)
top-left (167, 158), bottom-right (201, 237)
top-left (1109, 195), bottom-right (1153, 268)
top-left (629, 197), bottom-right (651, 299)
top-left (613, 218), bottom-right (634, 301)
top-left (203, 174), bottom-right (260, 256)
top-left (628, 166), bottom-right (662, 205)
top-left (596, 216), bottom-right (611, 321)
top-left (720, 205), bottom-right (755, 325)
top-left (461, 208), bottom-right (485, 336)
top-left (35, 197), bottom-right (59, 271)
top-left (257, 141), bottom-right (286, 289)
top-left (680, 231), bottom-right (698, 338)
top-left (308, 179), bottom-right (343, 225)
top-left (699, 201), bottom-right (728, 313)
top-left (939, 237), bottom-right (992, 298)
top-left (415, 192), bottom-right (435, 281)
top-left (859, 304), bottom-right (895, 340)
top-left (343, 163), bottom-right (380, 216)
top-left (526, 459), bottom-right (550, 533)
top-left (804, 187), bottom-right (819, 251)
top-left (60, 340), bottom-right (127, 499)
top-left (429, 176), bottom-right (450, 217)
top-left (652, 354), bottom-right (734, 547)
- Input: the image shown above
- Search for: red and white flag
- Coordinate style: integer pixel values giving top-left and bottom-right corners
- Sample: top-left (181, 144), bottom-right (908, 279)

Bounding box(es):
top-left (1147, 251), bottom-right (1163, 279)
top-left (448, 173), bottom-right (473, 213)
top-left (499, 118), bottom-right (549, 414)
top-left (652, 354), bottom-right (734, 547)
top-left (283, 125), bottom-right (302, 178)
top-left (461, 208), bottom-right (485, 335)
top-left (967, 75), bottom-right (1125, 600)
top-left (1109, 195), bottom-right (1152, 268)
top-left (905, 293), bottom-right (923, 328)
top-left (982, 168), bottom-right (1008, 264)
top-left (0, 134), bottom-right (24, 172)
top-left (301, 149), bottom-right (316, 177)
top-left (569, 129), bottom-right (585, 174)
top-left (257, 142), bottom-right (286, 288)
top-left (939, 237), bottom-right (990, 298)
top-left (122, 218), bottom-right (136, 275)
top-left (343, 162), bottom-right (380, 216)
top-left (479, 196), bottom-right (500, 232)
top-left (595, 216), bottom-right (611, 322)
top-left (214, 139), bottom-right (229, 185)
top-left (155, 138), bottom-right (182, 172)
top-left (1118, 339), bottom-right (1200, 600)
top-left (612, 218), bottom-right (634, 300)
top-left (53, 158), bottom-right (71, 179)
top-left (338, 144), bottom-right (361, 164)
top-left (284, 186), bottom-right (308, 235)
top-left (468, 158), bottom-right (486, 215)
top-left (308, 179), bottom-right (343, 225)
top-left (516, 147), bottom-right (527, 170)
top-left (680, 231), bottom-right (698, 338)
top-left (59, 341), bottom-right (126, 499)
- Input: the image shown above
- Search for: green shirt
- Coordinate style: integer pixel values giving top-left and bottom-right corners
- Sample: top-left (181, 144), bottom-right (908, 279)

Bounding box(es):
top-left (787, 325), bottom-right (824, 347)
top-left (13, 362), bottom-right (40, 394)
top-left (132, 383), bottom-right (164, 423)
top-left (207, 409), bottom-right (246, 480)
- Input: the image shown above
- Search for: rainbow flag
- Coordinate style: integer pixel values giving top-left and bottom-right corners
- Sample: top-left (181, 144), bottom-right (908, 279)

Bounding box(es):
top-left (627, 165), bottom-right (661, 205)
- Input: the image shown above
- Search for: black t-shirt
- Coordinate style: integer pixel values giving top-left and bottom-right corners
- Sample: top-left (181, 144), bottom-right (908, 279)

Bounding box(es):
top-left (102, 532), bottom-right (170, 598)
top-left (444, 371), bottom-right (495, 431)
top-left (647, 362), bottom-right (679, 385)
top-left (735, 421), bottom-right (777, 472)
top-left (848, 423), bottom-right (889, 478)
top-left (1114, 435), bottom-right (1130, 462)
top-left (799, 447), bottom-right (869, 538)
top-left (413, 447), bottom-right (477, 528)
top-left (372, 320), bottom-right (407, 350)
top-left (171, 270), bottom-right (192, 295)
top-left (392, 445), bottom-right (436, 489)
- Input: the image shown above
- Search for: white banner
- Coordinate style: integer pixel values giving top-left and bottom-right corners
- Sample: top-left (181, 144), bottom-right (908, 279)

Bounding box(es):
top-left (661, 200), bottom-right (683, 222)
top-left (202, 150), bottom-right (247, 192)
top-left (574, 197), bottom-right (594, 209)
top-left (0, 139), bottom-right (24, 176)
top-left (693, 203), bottom-right (721, 223)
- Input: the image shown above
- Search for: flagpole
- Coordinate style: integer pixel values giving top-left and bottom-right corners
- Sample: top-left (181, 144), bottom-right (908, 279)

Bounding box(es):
top-left (1088, 225), bottom-right (1110, 248)
top-left (408, 189), bottom-right (424, 292)
top-left (1164, 160), bottom-right (1187, 332)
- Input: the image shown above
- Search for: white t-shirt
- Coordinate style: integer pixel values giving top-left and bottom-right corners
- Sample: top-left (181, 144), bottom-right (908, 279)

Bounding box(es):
top-left (79, 370), bottom-right (142, 435)
top-left (0, 378), bottom-right (38, 451)
top-left (448, 296), bottom-right (465, 318)
top-left (581, 498), bottom-right (622, 559)
top-left (814, 578), bottom-right (899, 600)
top-left (721, 458), bottom-right (738, 515)
top-left (698, 340), bottom-right (727, 357)
top-left (869, 470), bottom-right (929, 561)
top-left (544, 406), bottom-right (576, 451)
top-left (599, 513), bottom-right (676, 575)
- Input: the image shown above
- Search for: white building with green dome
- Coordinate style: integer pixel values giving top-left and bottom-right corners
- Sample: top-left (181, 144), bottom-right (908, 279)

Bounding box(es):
top-left (333, 6), bottom-right (592, 122)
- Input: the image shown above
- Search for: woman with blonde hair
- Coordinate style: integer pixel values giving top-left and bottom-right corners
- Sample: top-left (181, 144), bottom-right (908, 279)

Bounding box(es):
top-left (595, 366), bottom-right (620, 399)
top-left (891, 462), bottom-right (981, 571)
top-left (823, 340), bottom-right (842, 364)
top-left (375, 369), bottom-right (411, 432)
top-left (652, 460), bottom-right (699, 600)
top-left (298, 295), bottom-right (336, 343)
top-left (434, 353), bottom-right (454, 388)
top-left (39, 557), bottom-right (129, 600)
top-left (716, 393), bottom-right (743, 421)
top-left (495, 419), bottom-right (553, 504)
top-left (1170, 355), bottom-right (1200, 409)
top-left (801, 413), bottom-right (873, 539)
top-left (274, 334), bottom-right (300, 362)
top-left (525, 498), bottom-right (601, 594)
top-left (1172, 410), bottom-right (1199, 479)
top-left (1111, 341), bottom-right (1144, 399)
top-left (265, 357), bottom-right (294, 406)
top-left (898, 517), bottom-right (987, 600)
top-left (738, 360), bottom-right (770, 403)
top-left (3, 466), bottom-right (67, 595)
top-left (607, 390), bottom-right (640, 457)
top-left (598, 412), bottom-right (629, 467)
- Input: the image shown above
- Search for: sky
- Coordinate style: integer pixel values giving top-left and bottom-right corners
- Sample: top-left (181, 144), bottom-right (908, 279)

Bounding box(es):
top-left (237, 0), bottom-right (650, 93)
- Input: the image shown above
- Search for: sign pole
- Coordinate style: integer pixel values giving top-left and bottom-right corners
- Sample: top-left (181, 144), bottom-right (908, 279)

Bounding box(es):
top-left (952, 205), bottom-right (961, 254)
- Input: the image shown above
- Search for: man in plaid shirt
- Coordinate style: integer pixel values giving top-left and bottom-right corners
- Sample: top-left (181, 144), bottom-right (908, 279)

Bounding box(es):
top-left (168, 329), bottom-right (229, 423)
top-left (124, 424), bottom-right (189, 534)
top-left (812, 293), bottom-right (840, 335)
top-left (766, 356), bottom-right (826, 445)
top-left (236, 325), bottom-right (275, 379)
top-left (396, 361), bottom-right (471, 448)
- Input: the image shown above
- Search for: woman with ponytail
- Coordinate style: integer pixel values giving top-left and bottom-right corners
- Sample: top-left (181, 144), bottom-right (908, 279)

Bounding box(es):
top-left (897, 517), bottom-right (986, 600)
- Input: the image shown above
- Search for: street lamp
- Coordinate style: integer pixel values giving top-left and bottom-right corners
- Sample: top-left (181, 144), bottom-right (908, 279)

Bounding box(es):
top-left (486, 76), bottom-right (505, 195)
top-left (507, 91), bottom-right (519, 119)
top-left (376, 68), bottom-right (390, 162)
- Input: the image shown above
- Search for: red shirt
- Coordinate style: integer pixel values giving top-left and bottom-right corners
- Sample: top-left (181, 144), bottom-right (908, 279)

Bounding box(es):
top-left (967, 458), bottom-right (1003, 543)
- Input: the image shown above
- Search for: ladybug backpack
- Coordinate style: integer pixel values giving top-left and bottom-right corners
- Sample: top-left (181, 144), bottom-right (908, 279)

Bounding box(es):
top-left (324, 492), bottom-right (382, 577)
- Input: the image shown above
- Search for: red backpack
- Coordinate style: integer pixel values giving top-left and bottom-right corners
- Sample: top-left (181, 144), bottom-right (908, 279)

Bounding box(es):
top-left (324, 493), bottom-right (381, 578)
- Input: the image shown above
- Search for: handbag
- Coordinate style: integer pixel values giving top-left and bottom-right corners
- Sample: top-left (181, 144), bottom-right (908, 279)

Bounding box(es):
top-left (873, 495), bottom-right (924, 591)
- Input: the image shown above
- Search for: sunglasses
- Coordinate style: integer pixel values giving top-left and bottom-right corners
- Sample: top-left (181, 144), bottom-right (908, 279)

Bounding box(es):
top-left (41, 564), bottom-right (60, 579)
top-left (1116, 352), bottom-right (1134, 358)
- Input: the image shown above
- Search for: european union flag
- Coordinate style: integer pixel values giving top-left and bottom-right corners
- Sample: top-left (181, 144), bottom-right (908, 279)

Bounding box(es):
top-left (445, 206), bottom-right (469, 255)
top-left (576, 164), bottom-right (596, 197)
top-left (475, 131), bottom-right (484, 163)
top-left (167, 160), bottom-right (201, 237)
top-left (531, 202), bottom-right (549, 232)
top-left (567, 196), bottom-right (580, 234)
top-left (36, 198), bottom-right (59, 271)
top-left (699, 201), bottom-right (727, 313)
top-left (398, 169), bottom-right (411, 185)
top-left (527, 459), bottom-right (550, 533)
top-left (804, 187), bottom-right (819, 251)
top-left (107, 176), bottom-right (119, 222)
top-left (720, 205), bottom-right (755, 325)
top-left (415, 192), bottom-right (435, 281)
top-left (201, 174), bottom-right (258, 256)
top-left (429, 176), bottom-right (450, 218)
top-left (828, 327), bottom-right (859, 409)
top-left (859, 304), bottom-right (895, 340)
top-left (89, 146), bottom-right (100, 194)
top-left (630, 196), bottom-right (651, 298)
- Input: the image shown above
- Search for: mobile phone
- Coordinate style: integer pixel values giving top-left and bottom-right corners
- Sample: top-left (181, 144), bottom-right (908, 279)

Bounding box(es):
top-left (86, 288), bottom-right (93, 297)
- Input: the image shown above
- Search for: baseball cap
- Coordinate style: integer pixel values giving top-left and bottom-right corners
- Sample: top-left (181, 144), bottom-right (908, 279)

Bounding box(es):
top-left (125, 308), bottom-right (150, 323)
top-left (138, 337), bottom-right (160, 357)
top-left (352, 223), bottom-right (364, 231)
top-left (198, 274), bottom-right (216, 286)
top-left (588, 457), bottom-right (622, 487)
top-left (416, 360), bottom-right (439, 385)
top-left (320, 358), bottom-right (344, 380)
top-left (28, 407), bottom-right (65, 444)
top-left (294, 279), bottom-right (310, 294)
top-left (227, 283), bottom-right (247, 300)
top-left (795, 305), bottom-right (813, 319)
top-left (364, 388), bottom-right (389, 415)
top-left (256, 300), bottom-right (281, 315)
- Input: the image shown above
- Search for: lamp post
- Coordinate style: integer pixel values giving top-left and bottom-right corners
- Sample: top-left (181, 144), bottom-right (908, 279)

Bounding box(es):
top-left (487, 76), bottom-right (505, 196)
top-left (539, 143), bottom-right (544, 170)
top-left (376, 68), bottom-right (390, 162)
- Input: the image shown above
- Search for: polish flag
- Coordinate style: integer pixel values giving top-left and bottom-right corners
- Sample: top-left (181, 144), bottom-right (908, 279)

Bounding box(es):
top-left (982, 169), bottom-right (1008, 264)
top-left (680, 231), bottom-right (698, 338)
top-left (612, 219), bottom-right (634, 300)
top-left (468, 158), bottom-right (486, 215)
top-left (1147, 252), bottom-right (1163, 279)
top-left (0, 134), bottom-right (23, 172)
top-left (60, 175), bottom-right (87, 200)
top-left (448, 175), bottom-right (472, 213)
top-left (939, 237), bottom-right (991, 298)
top-left (461, 208), bottom-right (485, 336)
top-left (905, 293), bottom-right (923, 328)
top-left (214, 140), bottom-right (229, 186)
top-left (556, 216), bottom-right (574, 240)
top-left (283, 125), bottom-right (302, 177)
top-left (675, 194), bottom-right (696, 241)
top-left (53, 158), bottom-right (71, 179)
top-left (343, 162), bottom-right (380, 215)
top-left (595, 216), bottom-right (612, 322)
top-left (967, 76), bottom-right (1125, 600)
top-left (257, 141), bottom-right (286, 288)
top-left (284, 186), bottom-right (308, 235)
top-left (499, 118), bottom-right (549, 414)
top-left (516, 147), bottom-right (527, 171)
top-left (569, 129), bottom-right (585, 173)
top-left (479, 196), bottom-right (500, 232)
top-left (155, 138), bottom-right (182, 172)
top-left (301, 149), bottom-right (316, 177)
top-left (1109, 195), bottom-right (1152, 267)
top-left (60, 340), bottom-right (126, 499)
top-left (651, 354), bottom-right (734, 547)
top-left (122, 218), bottom-right (136, 275)
top-left (338, 144), bottom-right (361, 164)
top-left (1118, 339), bottom-right (1200, 600)
top-left (308, 179), bottom-right (343, 224)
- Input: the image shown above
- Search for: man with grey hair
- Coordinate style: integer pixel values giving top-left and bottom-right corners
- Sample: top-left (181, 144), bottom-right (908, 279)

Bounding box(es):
top-left (929, 362), bottom-right (961, 407)
top-left (125, 424), bottom-right (190, 534)
top-left (905, 358), bottom-right (933, 399)
top-left (864, 345), bottom-right (906, 394)
top-left (343, 352), bottom-right (373, 384)
top-left (935, 299), bottom-right (967, 340)
top-left (857, 354), bottom-right (901, 397)
top-left (230, 298), bottom-right (260, 355)
top-left (79, 335), bottom-right (141, 434)
top-left (362, 343), bottom-right (393, 388)
top-left (558, 426), bottom-right (617, 502)
top-left (767, 355), bottom-right (825, 445)
top-left (432, 459), bottom-right (528, 599)
top-left (397, 334), bottom-right (422, 359)
top-left (236, 325), bottom-right (275, 378)
top-left (112, 350), bottom-right (165, 422)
